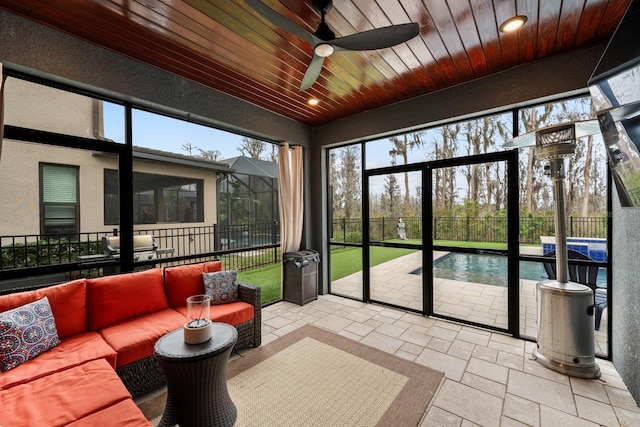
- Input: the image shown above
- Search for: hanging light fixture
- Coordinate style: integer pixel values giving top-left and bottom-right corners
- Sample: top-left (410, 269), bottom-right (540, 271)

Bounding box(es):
top-left (500, 15), bottom-right (528, 33)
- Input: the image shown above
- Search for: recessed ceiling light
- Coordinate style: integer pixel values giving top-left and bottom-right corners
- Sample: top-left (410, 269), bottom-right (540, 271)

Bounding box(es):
top-left (499, 15), bottom-right (527, 33)
top-left (307, 98), bottom-right (319, 106)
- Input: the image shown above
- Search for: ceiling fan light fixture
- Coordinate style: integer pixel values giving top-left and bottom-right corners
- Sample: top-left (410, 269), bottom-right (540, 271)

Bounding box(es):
top-left (499, 15), bottom-right (527, 33)
top-left (248, 0), bottom-right (419, 91)
top-left (314, 43), bottom-right (334, 57)
top-left (307, 97), bottom-right (320, 106)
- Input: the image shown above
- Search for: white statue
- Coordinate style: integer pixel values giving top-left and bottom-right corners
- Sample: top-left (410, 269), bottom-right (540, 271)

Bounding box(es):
top-left (397, 218), bottom-right (407, 240)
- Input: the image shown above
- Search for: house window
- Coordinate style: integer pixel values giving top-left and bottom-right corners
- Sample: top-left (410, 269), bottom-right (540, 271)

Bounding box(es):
top-left (40, 164), bottom-right (79, 236)
top-left (104, 169), bottom-right (203, 225)
top-left (104, 169), bottom-right (119, 226)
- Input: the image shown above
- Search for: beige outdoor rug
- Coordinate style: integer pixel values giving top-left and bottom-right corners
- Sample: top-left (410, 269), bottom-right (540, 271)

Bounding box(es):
top-left (141, 324), bottom-right (444, 426)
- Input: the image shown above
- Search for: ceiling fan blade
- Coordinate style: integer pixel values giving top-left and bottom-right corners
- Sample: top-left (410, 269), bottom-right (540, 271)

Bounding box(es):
top-left (300, 54), bottom-right (325, 91)
top-left (331, 23), bottom-right (419, 51)
top-left (246, 0), bottom-right (319, 46)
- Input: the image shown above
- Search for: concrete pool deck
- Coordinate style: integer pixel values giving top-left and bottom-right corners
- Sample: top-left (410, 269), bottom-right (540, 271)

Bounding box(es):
top-left (330, 248), bottom-right (609, 356)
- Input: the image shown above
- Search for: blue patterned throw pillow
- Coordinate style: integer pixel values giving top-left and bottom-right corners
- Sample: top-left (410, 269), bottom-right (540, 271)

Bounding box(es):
top-left (0, 296), bottom-right (61, 371)
top-left (202, 270), bottom-right (240, 305)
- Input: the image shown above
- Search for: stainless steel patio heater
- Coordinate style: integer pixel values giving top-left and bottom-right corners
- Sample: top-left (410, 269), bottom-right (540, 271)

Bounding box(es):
top-left (505, 121), bottom-right (601, 378)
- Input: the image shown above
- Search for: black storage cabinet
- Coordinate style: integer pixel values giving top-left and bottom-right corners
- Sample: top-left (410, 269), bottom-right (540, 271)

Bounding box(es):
top-left (283, 250), bottom-right (320, 305)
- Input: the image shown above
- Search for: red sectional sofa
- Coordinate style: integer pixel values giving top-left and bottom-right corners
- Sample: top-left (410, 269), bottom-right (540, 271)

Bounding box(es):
top-left (0, 261), bottom-right (261, 427)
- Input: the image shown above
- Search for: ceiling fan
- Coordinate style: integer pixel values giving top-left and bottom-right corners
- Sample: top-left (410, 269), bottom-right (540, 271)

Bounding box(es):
top-left (246, 0), bottom-right (420, 91)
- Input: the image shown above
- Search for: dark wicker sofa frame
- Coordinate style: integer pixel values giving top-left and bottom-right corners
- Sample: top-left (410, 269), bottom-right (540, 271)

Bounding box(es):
top-left (116, 282), bottom-right (262, 397)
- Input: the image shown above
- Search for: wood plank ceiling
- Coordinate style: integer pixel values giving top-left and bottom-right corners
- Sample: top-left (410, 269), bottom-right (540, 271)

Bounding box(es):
top-left (0, 0), bottom-right (632, 126)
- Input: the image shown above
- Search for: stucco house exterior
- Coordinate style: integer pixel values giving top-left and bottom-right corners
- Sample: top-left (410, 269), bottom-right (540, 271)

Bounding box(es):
top-left (0, 78), bottom-right (232, 241)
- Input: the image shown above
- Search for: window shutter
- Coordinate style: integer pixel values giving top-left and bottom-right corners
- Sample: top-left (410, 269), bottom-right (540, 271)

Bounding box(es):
top-left (43, 165), bottom-right (77, 203)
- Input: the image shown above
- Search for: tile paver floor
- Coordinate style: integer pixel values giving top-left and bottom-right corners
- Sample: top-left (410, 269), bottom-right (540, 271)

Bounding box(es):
top-left (257, 294), bottom-right (638, 427)
top-left (330, 251), bottom-right (610, 356)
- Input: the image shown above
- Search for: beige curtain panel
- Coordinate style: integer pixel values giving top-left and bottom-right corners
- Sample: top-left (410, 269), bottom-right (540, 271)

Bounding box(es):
top-left (278, 142), bottom-right (304, 254)
top-left (0, 63), bottom-right (5, 162)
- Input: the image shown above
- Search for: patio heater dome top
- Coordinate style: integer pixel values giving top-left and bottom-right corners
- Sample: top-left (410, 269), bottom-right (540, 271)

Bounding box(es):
top-left (534, 124), bottom-right (577, 160)
top-left (503, 120), bottom-right (601, 151)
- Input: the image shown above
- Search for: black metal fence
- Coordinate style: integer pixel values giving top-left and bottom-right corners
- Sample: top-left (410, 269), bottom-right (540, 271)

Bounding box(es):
top-left (331, 216), bottom-right (607, 244)
top-left (0, 222), bottom-right (280, 271)
top-left (0, 232), bottom-right (112, 270)
top-left (213, 222), bottom-right (280, 251)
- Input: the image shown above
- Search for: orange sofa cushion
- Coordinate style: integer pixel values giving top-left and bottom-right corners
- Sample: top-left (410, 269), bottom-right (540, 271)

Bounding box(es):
top-left (99, 308), bottom-right (186, 367)
top-left (204, 260), bottom-right (223, 273)
top-left (66, 398), bottom-right (150, 427)
top-left (0, 279), bottom-right (87, 339)
top-left (0, 331), bottom-right (117, 391)
top-left (164, 261), bottom-right (222, 307)
top-left (0, 358), bottom-right (131, 427)
top-left (174, 301), bottom-right (254, 327)
top-left (87, 268), bottom-right (168, 330)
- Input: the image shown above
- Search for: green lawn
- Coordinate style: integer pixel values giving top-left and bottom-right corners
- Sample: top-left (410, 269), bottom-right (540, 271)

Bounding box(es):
top-left (238, 265), bottom-right (281, 304)
top-left (330, 246), bottom-right (418, 280)
top-left (238, 247), bottom-right (412, 304)
top-left (239, 241), bottom-right (535, 305)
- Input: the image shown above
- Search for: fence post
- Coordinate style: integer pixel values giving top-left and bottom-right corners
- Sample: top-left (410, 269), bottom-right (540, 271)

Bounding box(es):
top-left (570, 216), bottom-right (574, 237)
top-left (213, 224), bottom-right (221, 251)
top-left (343, 217), bottom-right (346, 242)
top-left (433, 217), bottom-right (437, 241)
top-left (272, 221), bottom-right (277, 246)
top-left (466, 216), bottom-right (470, 242)
top-left (272, 221), bottom-right (278, 264)
top-left (383, 217), bottom-right (386, 241)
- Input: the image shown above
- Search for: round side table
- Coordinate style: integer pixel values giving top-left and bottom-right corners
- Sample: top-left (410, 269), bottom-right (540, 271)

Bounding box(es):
top-left (154, 322), bottom-right (238, 427)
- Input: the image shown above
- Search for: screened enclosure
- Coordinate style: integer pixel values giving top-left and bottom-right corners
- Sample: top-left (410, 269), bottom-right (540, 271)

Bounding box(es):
top-left (217, 157), bottom-right (279, 249)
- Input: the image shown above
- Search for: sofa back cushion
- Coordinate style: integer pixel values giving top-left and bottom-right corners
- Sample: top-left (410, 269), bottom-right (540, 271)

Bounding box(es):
top-left (204, 261), bottom-right (223, 273)
top-left (0, 279), bottom-right (87, 339)
top-left (87, 268), bottom-right (167, 330)
top-left (164, 261), bottom-right (222, 307)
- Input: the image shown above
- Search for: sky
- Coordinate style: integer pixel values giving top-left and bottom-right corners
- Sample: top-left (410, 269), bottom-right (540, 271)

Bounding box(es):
top-left (102, 102), bottom-right (246, 160)
top-left (103, 100), bottom-right (506, 199)
top-left (102, 98), bottom-right (606, 201)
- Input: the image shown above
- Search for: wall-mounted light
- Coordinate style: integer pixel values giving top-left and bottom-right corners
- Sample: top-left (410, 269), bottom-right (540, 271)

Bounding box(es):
top-left (499, 15), bottom-right (527, 33)
top-left (307, 98), bottom-right (319, 106)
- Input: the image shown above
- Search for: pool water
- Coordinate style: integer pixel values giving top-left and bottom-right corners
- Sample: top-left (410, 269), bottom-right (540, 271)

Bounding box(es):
top-left (430, 252), bottom-right (607, 288)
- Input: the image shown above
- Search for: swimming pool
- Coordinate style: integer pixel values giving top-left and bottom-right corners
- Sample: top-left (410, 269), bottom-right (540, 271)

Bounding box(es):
top-left (428, 252), bottom-right (607, 288)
